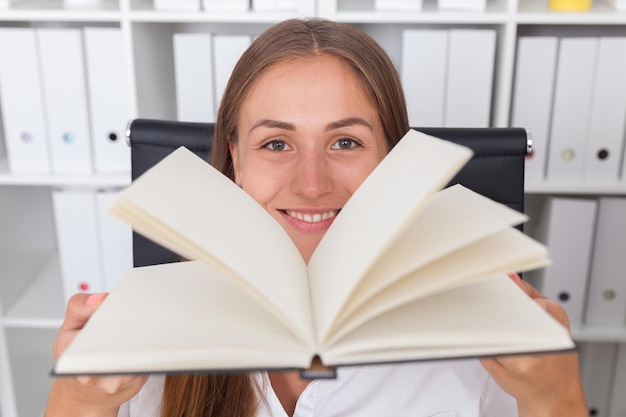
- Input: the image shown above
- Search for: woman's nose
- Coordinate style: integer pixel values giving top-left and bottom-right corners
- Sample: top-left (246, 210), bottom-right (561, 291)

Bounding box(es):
top-left (291, 150), bottom-right (333, 199)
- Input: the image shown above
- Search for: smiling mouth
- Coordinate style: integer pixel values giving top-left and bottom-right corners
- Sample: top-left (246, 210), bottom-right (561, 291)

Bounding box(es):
top-left (284, 210), bottom-right (340, 223)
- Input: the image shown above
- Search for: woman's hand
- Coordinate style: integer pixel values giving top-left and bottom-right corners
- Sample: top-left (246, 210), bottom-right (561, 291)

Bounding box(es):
top-left (44, 293), bottom-right (148, 417)
top-left (480, 274), bottom-right (588, 417)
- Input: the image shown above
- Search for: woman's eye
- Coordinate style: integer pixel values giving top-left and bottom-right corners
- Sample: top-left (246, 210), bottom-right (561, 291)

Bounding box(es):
top-left (332, 138), bottom-right (359, 150)
top-left (264, 140), bottom-right (291, 151)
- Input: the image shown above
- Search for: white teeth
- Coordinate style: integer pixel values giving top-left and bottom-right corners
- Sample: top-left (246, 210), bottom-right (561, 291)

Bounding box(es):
top-left (286, 210), bottom-right (337, 223)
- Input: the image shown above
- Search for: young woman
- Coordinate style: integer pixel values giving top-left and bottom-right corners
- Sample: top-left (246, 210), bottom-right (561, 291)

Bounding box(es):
top-left (45, 18), bottom-right (587, 417)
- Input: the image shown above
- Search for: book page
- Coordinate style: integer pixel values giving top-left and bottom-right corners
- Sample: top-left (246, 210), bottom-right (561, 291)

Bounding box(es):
top-left (325, 228), bottom-right (548, 346)
top-left (110, 147), bottom-right (314, 346)
top-left (55, 261), bottom-right (313, 375)
top-left (308, 130), bottom-right (473, 343)
top-left (333, 185), bottom-right (529, 328)
top-left (319, 275), bottom-right (574, 366)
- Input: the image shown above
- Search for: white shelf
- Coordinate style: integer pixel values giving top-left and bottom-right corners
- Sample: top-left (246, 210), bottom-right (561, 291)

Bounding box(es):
top-left (2, 257), bottom-right (65, 330)
top-left (320, 0), bottom-right (511, 23)
top-left (128, 10), bottom-right (303, 23)
top-left (5, 328), bottom-right (56, 417)
top-left (0, 159), bottom-right (130, 187)
top-left (0, 0), bottom-right (121, 22)
top-left (525, 181), bottom-right (626, 195)
top-left (572, 326), bottom-right (626, 343)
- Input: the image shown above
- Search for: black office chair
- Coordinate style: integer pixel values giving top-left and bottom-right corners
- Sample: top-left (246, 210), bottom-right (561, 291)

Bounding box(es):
top-left (126, 118), bottom-right (530, 268)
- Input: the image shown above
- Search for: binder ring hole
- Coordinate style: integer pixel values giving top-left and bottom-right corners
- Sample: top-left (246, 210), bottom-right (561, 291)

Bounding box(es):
top-left (602, 289), bottom-right (616, 300)
top-left (20, 132), bottom-right (32, 143)
top-left (561, 148), bottom-right (575, 161)
top-left (63, 132), bottom-right (75, 144)
top-left (108, 132), bottom-right (118, 142)
top-left (558, 292), bottom-right (570, 302)
top-left (597, 149), bottom-right (609, 160)
top-left (589, 408), bottom-right (598, 416)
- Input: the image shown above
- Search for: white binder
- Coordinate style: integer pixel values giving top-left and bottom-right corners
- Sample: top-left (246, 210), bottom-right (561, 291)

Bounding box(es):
top-left (526, 197), bottom-right (597, 328)
top-left (52, 189), bottom-right (103, 302)
top-left (546, 37), bottom-right (597, 183)
top-left (202, 0), bottom-right (248, 11)
top-left (374, 0), bottom-right (423, 10)
top-left (154, 0), bottom-right (200, 10)
top-left (438, 0), bottom-right (486, 10)
top-left (251, 0), bottom-right (298, 11)
top-left (401, 29), bottom-right (448, 127)
top-left (608, 0), bottom-right (626, 10)
top-left (445, 29), bottom-right (496, 127)
top-left (0, 28), bottom-right (51, 174)
top-left (37, 28), bottom-right (93, 175)
top-left (213, 35), bottom-right (251, 109)
top-left (609, 343), bottom-right (626, 417)
top-left (173, 33), bottom-right (215, 123)
top-left (63, 0), bottom-right (102, 6)
top-left (84, 27), bottom-right (132, 174)
top-left (584, 197), bottom-right (626, 326)
top-left (583, 37), bottom-right (626, 183)
top-left (510, 36), bottom-right (558, 183)
top-left (578, 342), bottom-right (617, 417)
top-left (95, 190), bottom-right (133, 291)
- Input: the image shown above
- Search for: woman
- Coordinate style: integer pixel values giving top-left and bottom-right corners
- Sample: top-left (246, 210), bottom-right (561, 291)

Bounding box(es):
top-left (45, 18), bottom-right (587, 417)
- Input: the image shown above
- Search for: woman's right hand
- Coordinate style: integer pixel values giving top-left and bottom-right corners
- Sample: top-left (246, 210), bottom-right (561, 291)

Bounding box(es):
top-left (44, 293), bottom-right (148, 417)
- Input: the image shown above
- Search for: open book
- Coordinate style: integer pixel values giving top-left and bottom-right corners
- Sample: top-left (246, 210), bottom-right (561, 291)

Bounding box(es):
top-left (53, 129), bottom-right (574, 377)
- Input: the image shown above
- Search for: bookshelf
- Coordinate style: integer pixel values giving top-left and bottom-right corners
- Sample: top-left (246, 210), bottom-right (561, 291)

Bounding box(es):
top-left (0, 0), bottom-right (625, 416)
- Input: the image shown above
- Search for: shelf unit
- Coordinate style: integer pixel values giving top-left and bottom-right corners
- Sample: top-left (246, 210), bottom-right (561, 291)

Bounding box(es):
top-left (0, 0), bottom-right (625, 416)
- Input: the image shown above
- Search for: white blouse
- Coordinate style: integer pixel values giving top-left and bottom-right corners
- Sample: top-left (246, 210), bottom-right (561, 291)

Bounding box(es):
top-left (117, 360), bottom-right (517, 417)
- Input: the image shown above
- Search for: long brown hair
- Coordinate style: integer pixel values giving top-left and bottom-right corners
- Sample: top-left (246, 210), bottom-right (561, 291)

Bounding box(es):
top-left (161, 18), bottom-right (409, 417)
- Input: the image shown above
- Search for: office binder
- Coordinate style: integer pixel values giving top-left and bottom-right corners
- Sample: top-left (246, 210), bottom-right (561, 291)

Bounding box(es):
top-left (401, 29), bottom-right (448, 127)
top-left (202, 0), bottom-right (248, 11)
top-left (37, 28), bottom-right (93, 175)
top-left (510, 36), bottom-right (558, 183)
top-left (525, 197), bottom-right (597, 328)
top-left (52, 189), bottom-right (104, 302)
top-left (0, 28), bottom-right (51, 174)
top-left (583, 37), bottom-right (626, 183)
top-left (578, 342), bottom-right (617, 417)
top-left (374, 0), bottom-right (423, 10)
top-left (608, 0), bottom-right (626, 10)
top-left (154, 0), bottom-right (200, 10)
top-left (546, 37), bottom-right (597, 182)
top-left (84, 27), bottom-right (132, 174)
top-left (63, 0), bottom-right (102, 6)
top-left (445, 29), bottom-right (496, 127)
top-left (95, 190), bottom-right (133, 291)
top-left (584, 197), bottom-right (626, 327)
top-left (251, 0), bottom-right (298, 11)
top-left (173, 33), bottom-right (215, 123)
top-left (213, 35), bottom-right (251, 108)
top-left (609, 344), bottom-right (626, 416)
top-left (438, 0), bottom-right (486, 10)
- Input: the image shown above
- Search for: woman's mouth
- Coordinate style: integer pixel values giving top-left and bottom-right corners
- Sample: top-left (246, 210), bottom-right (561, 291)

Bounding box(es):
top-left (284, 210), bottom-right (339, 223)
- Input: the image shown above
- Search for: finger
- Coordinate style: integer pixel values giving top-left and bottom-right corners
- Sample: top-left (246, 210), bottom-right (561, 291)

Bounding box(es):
top-left (59, 293), bottom-right (108, 332)
top-left (535, 298), bottom-right (571, 329)
top-left (507, 273), bottom-right (547, 301)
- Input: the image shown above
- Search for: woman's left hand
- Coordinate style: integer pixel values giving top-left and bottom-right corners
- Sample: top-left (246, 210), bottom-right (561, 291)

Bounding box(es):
top-left (480, 274), bottom-right (588, 417)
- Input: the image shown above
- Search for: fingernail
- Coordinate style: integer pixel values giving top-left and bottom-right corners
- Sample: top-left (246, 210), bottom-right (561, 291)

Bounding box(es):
top-left (509, 273), bottom-right (522, 283)
top-left (86, 293), bottom-right (107, 306)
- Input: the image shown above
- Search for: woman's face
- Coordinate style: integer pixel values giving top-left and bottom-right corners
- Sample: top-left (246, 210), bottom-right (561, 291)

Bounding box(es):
top-left (230, 55), bottom-right (388, 263)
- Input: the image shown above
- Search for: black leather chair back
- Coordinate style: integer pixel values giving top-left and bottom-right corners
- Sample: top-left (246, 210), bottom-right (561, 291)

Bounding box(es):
top-left (126, 118), bottom-right (529, 267)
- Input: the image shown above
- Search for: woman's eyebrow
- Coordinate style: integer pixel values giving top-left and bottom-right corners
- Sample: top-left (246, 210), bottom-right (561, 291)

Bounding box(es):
top-left (325, 117), bottom-right (373, 132)
top-left (248, 117), bottom-right (373, 133)
top-left (249, 119), bottom-right (296, 133)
